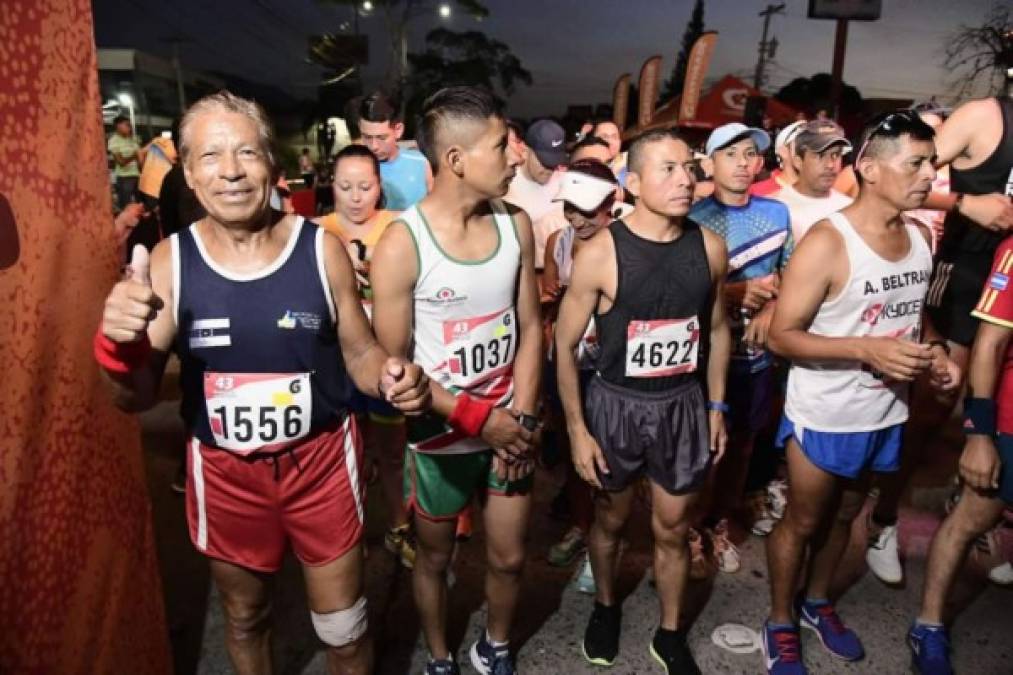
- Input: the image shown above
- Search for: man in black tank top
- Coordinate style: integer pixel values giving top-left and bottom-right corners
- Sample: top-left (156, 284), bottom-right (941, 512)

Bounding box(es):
top-left (96, 92), bottom-right (430, 675)
top-left (867, 96), bottom-right (1013, 587)
top-left (556, 128), bottom-right (732, 673)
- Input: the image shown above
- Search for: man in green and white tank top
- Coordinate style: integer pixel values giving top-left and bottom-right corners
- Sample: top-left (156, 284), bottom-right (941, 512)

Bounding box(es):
top-left (371, 87), bottom-right (542, 675)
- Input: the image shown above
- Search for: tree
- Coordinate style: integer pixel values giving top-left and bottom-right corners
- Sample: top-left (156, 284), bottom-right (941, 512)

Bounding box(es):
top-left (775, 73), bottom-right (863, 118)
top-left (661, 0), bottom-right (705, 102)
top-left (319, 0), bottom-right (489, 97)
top-left (403, 28), bottom-right (532, 133)
top-left (943, 4), bottom-right (1012, 97)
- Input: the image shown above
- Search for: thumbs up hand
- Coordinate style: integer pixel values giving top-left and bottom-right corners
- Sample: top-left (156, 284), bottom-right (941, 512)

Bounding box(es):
top-left (101, 244), bottom-right (164, 344)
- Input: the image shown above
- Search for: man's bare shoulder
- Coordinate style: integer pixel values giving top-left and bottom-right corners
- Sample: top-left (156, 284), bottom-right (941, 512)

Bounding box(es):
top-left (795, 219), bottom-right (845, 258)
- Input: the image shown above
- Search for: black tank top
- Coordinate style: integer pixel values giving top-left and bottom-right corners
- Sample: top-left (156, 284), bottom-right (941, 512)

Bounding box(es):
top-left (174, 219), bottom-right (351, 451)
top-left (593, 219), bottom-right (712, 392)
top-left (939, 97), bottom-right (1013, 256)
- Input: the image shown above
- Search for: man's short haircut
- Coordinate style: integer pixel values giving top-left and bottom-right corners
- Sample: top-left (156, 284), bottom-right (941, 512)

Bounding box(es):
top-left (573, 134), bottom-right (610, 154)
top-left (113, 115), bottom-right (129, 126)
top-left (358, 92), bottom-right (399, 124)
top-left (417, 86), bottom-right (503, 174)
top-left (179, 90), bottom-right (277, 171)
top-left (627, 127), bottom-right (684, 174)
top-left (854, 111), bottom-right (935, 185)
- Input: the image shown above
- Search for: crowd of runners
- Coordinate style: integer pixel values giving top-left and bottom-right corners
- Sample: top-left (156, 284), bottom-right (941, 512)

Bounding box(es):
top-left (97, 83), bottom-right (1013, 675)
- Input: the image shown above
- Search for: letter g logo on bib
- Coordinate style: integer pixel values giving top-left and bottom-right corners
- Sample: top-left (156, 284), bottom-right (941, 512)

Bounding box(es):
top-left (626, 317), bottom-right (700, 378)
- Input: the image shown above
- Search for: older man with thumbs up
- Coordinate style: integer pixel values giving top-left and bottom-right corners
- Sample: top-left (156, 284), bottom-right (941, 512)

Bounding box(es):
top-left (95, 91), bottom-right (430, 675)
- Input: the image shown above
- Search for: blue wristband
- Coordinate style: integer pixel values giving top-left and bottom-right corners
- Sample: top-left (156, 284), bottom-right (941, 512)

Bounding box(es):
top-left (963, 397), bottom-right (996, 436)
top-left (707, 401), bottom-right (730, 413)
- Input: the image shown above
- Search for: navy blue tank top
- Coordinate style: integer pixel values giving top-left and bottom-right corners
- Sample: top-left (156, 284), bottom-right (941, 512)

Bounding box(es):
top-left (172, 218), bottom-right (350, 452)
top-left (594, 219), bottom-right (712, 392)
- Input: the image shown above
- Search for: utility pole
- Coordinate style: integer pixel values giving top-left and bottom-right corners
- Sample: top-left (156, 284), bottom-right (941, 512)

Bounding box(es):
top-left (753, 3), bottom-right (785, 91)
top-left (163, 38), bottom-right (189, 116)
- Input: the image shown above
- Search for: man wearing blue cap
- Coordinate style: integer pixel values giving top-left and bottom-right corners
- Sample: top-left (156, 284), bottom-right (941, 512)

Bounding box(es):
top-left (690, 123), bottom-right (792, 574)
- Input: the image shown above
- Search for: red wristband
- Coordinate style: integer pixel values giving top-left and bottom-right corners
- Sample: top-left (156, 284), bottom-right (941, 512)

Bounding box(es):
top-left (448, 393), bottom-right (494, 438)
top-left (93, 327), bottom-right (152, 374)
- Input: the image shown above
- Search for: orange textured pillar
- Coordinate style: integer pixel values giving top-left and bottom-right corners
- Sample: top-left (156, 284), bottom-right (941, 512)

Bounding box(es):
top-left (0, 1), bottom-right (172, 673)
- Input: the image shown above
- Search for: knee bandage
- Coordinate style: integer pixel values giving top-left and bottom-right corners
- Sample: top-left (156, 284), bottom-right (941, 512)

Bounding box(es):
top-left (311, 596), bottom-right (368, 647)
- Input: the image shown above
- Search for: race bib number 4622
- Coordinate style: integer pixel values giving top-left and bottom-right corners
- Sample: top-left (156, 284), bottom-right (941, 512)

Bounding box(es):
top-left (443, 307), bottom-right (517, 388)
top-left (625, 317), bottom-right (700, 378)
top-left (204, 372), bottom-right (312, 454)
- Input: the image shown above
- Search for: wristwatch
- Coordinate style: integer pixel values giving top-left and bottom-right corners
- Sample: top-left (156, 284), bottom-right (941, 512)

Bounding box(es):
top-left (516, 412), bottom-right (539, 432)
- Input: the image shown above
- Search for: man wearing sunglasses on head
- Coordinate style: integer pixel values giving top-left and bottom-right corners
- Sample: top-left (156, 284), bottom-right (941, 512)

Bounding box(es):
top-left (761, 111), bottom-right (960, 675)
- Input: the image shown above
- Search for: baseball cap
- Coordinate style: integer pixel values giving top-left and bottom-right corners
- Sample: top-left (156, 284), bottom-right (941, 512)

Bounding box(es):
top-left (525, 119), bottom-right (567, 169)
top-left (553, 161), bottom-right (617, 212)
top-left (704, 122), bottom-right (771, 156)
top-left (794, 119), bottom-right (852, 154)
top-left (775, 120), bottom-right (806, 150)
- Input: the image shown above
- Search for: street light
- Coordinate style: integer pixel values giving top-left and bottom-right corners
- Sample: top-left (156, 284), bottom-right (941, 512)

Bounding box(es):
top-left (117, 92), bottom-right (136, 133)
top-left (362, 0), bottom-right (373, 11)
top-left (438, 3), bottom-right (451, 18)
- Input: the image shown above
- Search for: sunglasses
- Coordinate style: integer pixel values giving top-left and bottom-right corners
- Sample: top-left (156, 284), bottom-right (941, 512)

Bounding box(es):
top-left (854, 110), bottom-right (921, 164)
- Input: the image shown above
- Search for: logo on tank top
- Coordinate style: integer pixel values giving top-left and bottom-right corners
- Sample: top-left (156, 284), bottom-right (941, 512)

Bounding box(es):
top-left (276, 310), bottom-right (322, 331)
top-left (189, 318), bottom-right (231, 348)
top-left (426, 286), bottom-right (467, 306)
top-left (860, 299), bottom-right (923, 326)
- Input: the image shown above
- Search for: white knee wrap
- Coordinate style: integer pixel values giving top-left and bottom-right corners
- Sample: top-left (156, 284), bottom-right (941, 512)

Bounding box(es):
top-left (311, 596), bottom-right (368, 647)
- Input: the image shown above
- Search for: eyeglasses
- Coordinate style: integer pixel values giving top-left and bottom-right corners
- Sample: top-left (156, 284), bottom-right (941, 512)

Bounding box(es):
top-left (854, 110), bottom-right (921, 164)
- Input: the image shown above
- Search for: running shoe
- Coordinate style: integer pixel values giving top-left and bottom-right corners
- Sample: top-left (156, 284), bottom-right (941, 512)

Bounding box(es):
top-left (650, 627), bottom-right (700, 674)
top-left (688, 528), bottom-right (709, 580)
top-left (866, 521), bottom-right (903, 584)
top-left (988, 561), bottom-right (1013, 585)
top-left (908, 622), bottom-right (953, 675)
top-left (748, 490), bottom-right (776, 536)
top-left (425, 656), bottom-right (460, 675)
top-left (767, 479), bottom-right (788, 521)
top-left (575, 553), bottom-right (596, 594)
top-left (708, 519), bottom-right (741, 573)
top-left (384, 523), bottom-right (416, 569)
top-left (760, 621), bottom-right (807, 674)
top-left (470, 631), bottom-right (515, 675)
top-left (797, 597), bottom-right (864, 661)
top-left (548, 526), bottom-right (587, 567)
top-left (582, 601), bottom-right (621, 666)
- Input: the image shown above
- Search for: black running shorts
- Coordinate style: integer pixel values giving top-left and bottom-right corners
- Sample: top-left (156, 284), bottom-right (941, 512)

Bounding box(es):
top-left (584, 375), bottom-right (711, 495)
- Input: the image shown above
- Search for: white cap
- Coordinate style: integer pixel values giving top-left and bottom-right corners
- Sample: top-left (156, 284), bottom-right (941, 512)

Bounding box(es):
top-left (553, 170), bottom-right (616, 212)
top-left (775, 120), bottom-right (806, 151)
top-left (705, 122), bottom-right (771, 156)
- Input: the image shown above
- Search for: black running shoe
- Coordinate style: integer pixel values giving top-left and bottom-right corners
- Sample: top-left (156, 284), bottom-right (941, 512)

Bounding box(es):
top-left (650, 627), bottom-right (700, 675)
top-left (582, 601), bottom-right (621, 666)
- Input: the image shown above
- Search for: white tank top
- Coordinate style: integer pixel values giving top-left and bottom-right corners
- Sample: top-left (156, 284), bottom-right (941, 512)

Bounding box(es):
top-left (402, 199), bottom-right (521, 454)
top-left (785, 212), bottom-right (932, 432)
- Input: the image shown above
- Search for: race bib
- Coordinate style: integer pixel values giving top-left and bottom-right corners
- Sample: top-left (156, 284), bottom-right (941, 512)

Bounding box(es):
top-left (625, 317), bottom-right (700, 378)
top-left (444, 307), bottom-right (517, 388)
top-left (204, 372), bottom-right (312, 454)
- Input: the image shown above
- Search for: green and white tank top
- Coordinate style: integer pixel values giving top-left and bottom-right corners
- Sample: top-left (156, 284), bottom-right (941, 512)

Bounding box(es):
top-left (402, 199), bottom-right (521, 454)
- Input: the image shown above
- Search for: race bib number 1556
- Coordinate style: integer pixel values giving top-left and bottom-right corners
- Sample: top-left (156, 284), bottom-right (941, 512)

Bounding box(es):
top-left (204, 372), bottom-right (311, 454)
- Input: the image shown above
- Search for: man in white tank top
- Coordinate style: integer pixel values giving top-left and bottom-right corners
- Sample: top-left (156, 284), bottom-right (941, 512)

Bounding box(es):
top-left (759, 112), bottom-right (960, 675)
top-left (371, 87), bottom-right (542, 675)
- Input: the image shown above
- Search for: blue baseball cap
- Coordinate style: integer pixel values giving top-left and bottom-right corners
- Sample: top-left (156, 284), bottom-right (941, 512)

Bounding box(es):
top-left (704, 123), bottom-right (771, 156)
top-left (525, 119), bottom-right (568, 169)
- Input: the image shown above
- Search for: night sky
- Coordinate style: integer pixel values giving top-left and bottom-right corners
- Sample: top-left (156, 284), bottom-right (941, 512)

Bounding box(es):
top-left (92, 0), bottom-right (999, 119)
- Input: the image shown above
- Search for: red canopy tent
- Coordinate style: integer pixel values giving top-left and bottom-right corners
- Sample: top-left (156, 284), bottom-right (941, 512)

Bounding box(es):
top-left (646, 75), bottom-right (800, 131)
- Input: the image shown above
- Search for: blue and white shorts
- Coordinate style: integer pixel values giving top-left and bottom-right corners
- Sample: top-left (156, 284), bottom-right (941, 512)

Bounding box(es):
top-left (776, 415), bottom-right (902, 479)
